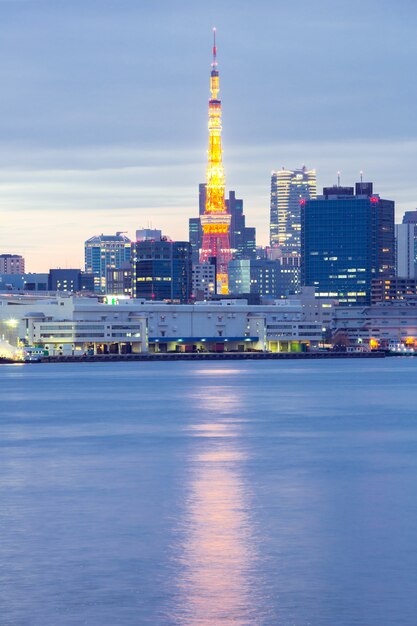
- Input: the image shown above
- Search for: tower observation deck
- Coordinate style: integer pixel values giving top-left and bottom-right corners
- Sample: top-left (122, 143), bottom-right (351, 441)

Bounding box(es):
top-left (199, 29), bottom-right (232, 294)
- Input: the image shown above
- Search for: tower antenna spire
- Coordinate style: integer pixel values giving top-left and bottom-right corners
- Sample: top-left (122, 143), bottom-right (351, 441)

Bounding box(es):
top-left (200, 27), bottom-right (231, 294)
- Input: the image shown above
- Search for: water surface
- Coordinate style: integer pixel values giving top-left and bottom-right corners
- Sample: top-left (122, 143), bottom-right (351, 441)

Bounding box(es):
top-left (1, 360), bottom-right (417, 625)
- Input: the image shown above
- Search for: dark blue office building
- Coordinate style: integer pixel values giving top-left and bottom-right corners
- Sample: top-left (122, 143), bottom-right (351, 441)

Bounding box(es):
top-left (301, 182), bottom-right (395, 305)
top-left (132, 238), bottom-right (192, 302)
top-left (225, 191), bottom-right (257, 260)
top-left (48, 269), bottom-right (82, 292)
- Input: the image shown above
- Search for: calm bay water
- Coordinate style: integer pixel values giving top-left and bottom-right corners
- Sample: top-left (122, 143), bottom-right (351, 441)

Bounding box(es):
top-left (1, 359), bottom-right (417, 625)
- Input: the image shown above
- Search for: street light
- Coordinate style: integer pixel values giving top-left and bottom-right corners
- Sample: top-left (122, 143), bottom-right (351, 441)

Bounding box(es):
top-left (1, 318), bottom-right (19, 346)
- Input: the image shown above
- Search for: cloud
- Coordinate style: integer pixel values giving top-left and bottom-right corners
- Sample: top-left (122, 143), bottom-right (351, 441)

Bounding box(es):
top-left (1, 0), bottom-right (416, 270)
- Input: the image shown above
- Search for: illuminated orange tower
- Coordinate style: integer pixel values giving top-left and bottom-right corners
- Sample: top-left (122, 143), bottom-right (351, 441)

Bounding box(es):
top-left (200, 28), bottom-right (232, 294)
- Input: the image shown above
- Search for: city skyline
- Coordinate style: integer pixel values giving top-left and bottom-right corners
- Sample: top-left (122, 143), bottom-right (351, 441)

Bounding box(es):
top-left (1, 0), bottom-right (416, 271)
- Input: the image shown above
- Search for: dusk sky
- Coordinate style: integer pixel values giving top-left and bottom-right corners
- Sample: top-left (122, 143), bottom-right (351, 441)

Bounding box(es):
top-left (1, 0), bottom-right (416, 271)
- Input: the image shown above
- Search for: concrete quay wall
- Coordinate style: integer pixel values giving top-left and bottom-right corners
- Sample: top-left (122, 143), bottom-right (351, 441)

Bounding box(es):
top-left (39, 351), bottom-right (386, 363)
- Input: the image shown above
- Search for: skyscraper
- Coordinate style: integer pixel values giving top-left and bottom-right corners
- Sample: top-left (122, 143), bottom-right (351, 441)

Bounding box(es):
top-left (270, 166), bottom-right (317, 253)
top-left (301, 181), bottom-right (395, 305)
top-left (84, 232), bottom-right (132, 293)
top-left (132, 237), bottom-right (192, 303)
top-left (395, 211), bottom-right (417, 279)
top-left (199, 30), bottom-right (232, 294)
top-left (189, 217), bottom-right (202, 265)
top-left (226, 191), bottom-right (256, 260)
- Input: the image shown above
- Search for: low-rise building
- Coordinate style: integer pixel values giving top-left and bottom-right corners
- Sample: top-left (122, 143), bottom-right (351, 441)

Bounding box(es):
top-left (145, 299), bottom-right (322, 353)
top-left (0, 273), bottom-right (49, 292)
top-left (371, 277), bottom-right (417, 304)
top-left (0, 271), bottom-right (95, 294)
top-left (0, 294), bottom-right (147, 356)
top-left (0, 254), bottom-right (25, 274)
top-left (0, 294), bottom-right (323, 355)
top-left (48, 269), bottom-right (83, 292)
top-left (287, 286), bottom-right (337, 343)
top-left (332, 301), bottom-right (417, 348)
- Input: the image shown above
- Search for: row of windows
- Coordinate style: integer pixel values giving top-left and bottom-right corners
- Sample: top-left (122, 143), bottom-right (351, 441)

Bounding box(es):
top-left (39, 333), bottom-right (106, 338)
top-left (111, 325), bottom-right (142, 330)
top-left (39, 325), bottom-right (105, 331)
top-left (267, 324), bottom-right (294, 329)
top-left (136, 277), bottom-right (172, 282)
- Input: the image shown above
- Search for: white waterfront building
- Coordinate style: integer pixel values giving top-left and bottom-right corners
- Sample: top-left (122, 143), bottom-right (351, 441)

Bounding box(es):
top-left (0, 294), bottom-right (147, 356)
top-left (145, 298), bottom-right (323, 353)
top-left (0, 294), bottom-right (323, 355)
top-left (333, 301), bottom-right (417, 348)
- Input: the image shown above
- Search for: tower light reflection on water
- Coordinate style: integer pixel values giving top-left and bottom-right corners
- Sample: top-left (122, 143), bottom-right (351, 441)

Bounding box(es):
top-left (173, 367), bottom-right (262, 626)
top-left (200, 28), bottom-right (232, 295)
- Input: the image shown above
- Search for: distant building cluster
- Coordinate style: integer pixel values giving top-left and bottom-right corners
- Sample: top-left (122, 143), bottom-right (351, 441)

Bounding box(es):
top-left (2, 36), bottom-right (417, 355)
top-left (3, 170), bottom-right (417, 355)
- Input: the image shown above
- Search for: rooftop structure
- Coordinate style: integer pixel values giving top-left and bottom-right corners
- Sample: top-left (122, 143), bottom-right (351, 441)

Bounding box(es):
top-left (135, 229), bottom-right (162, 242)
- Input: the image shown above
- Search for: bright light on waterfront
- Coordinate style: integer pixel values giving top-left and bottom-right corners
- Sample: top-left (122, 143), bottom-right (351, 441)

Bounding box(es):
top-left (5, 318), bottom-right (18, 328)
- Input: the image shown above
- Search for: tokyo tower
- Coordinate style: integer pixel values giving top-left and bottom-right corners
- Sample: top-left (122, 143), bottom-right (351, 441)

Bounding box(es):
top-left (199, 28), bottom-right (232, 295)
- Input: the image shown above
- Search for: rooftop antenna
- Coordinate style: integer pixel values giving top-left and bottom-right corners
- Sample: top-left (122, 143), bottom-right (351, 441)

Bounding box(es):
top-left (337, 171), bottom-right (341, 186)
top-left (212, 27), bottom-right (217, 68)
top-left (360, 170), bottom-right (363, 183)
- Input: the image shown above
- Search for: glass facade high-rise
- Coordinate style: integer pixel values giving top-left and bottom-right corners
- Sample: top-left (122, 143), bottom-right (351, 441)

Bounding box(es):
top-left (270, 166), bottom-right (316, 253)
top-left (229, 259), bottom-right (281, 298)
top-left (132, 238), bottom-right (192, 303)
top-left (84, 233), bottom-right (132, 293)
top-left (225, 191), bottom-right (256, 260)
top-left (395, 223), bottom-right (417, 279)
top-left (189, 217), bottom-right (203, 265)
top-left (228, 258), bottom-right (299, 299)
top-left (189, 183), bottom-right (207, 264)
top-left (301, 182), bottom-right (395, 305)
top-left (395, 211), bottom-right (417, 279)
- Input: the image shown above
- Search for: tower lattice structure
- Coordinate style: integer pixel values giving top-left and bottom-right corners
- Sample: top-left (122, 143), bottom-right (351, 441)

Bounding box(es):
top-left (200, 29), bottom-right (232, 294)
